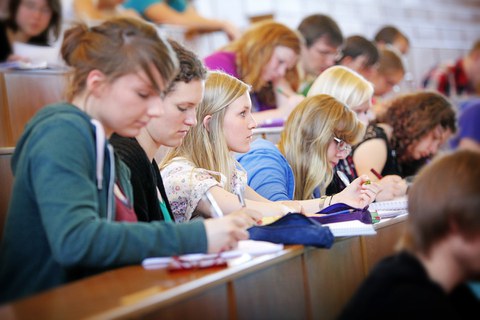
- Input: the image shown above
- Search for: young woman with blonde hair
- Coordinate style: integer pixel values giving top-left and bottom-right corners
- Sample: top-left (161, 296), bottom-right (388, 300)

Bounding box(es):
top-left (308, 65), bottom-right (407, 201)
top-left (160, 71), bottom-right (302, 222)
top-left (204, 20), bottom-right (305, 126)
top-left (237, 94), bottom-right (379, 213)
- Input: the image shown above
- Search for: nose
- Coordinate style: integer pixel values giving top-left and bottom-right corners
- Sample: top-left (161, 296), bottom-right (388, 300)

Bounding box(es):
top-left (249, 113), bottom-right (257, 129)
top-left (147, 99), bottom-right (164, 118)
top-left (185, 109), bottom-right (197, 126)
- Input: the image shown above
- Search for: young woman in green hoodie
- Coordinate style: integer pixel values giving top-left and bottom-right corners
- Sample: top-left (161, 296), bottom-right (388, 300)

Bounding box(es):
top-left (0, 17), bottom-right (259, 303)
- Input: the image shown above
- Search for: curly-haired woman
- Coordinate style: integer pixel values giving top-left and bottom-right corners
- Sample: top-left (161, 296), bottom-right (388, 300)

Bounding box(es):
top-left (352, 91), bottom-right (457, 180)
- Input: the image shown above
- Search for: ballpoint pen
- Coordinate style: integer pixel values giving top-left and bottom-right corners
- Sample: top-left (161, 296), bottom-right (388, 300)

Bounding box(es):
top-left (202, 191), bottom-right (224, 218)
top-left (234, 184), bottom-right (246, 207)
top-left (336, 170), bottom-right (351, 187)
top-left (276, 87), bottom-right (292, 98)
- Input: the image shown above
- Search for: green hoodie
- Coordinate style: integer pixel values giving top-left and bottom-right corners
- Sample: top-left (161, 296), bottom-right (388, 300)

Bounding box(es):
top-left (0, 103), bottom-right (207, 303)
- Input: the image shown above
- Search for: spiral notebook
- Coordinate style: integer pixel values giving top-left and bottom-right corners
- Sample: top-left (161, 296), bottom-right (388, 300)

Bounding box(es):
top-left (369, 196), bottom-right (408, 218)
top-left (324, 220), bottom-right (376, 237)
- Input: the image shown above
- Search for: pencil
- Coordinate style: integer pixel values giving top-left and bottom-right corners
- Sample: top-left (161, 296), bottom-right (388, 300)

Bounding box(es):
top-left (370, 168), bottom-right (383, 180)
top-left (276, 87), bottom-right (291, 98)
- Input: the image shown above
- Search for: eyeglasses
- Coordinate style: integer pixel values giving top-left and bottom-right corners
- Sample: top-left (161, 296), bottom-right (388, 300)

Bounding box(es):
top-left (333, 136), bottom-right (352, 154)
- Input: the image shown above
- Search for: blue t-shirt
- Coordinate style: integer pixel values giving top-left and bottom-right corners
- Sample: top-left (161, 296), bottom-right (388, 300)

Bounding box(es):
top-left (123, 0), bottom-right (188, 18)
top-left (450, 100), bottom-right (480, 149)
top-left (236, 139), bottom-right (295, 201)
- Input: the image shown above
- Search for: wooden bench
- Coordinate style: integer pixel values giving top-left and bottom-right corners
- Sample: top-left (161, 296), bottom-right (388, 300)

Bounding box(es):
top-left (0, 147), bottom-right (14, 241)
top-left (0, 70), bottom-right (67, 147)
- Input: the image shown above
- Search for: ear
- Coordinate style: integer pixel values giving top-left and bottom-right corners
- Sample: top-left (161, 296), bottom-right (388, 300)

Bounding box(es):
top-left (86, 70), bottom-right (107, 98)
top-left (203, 115), bottom-right (212, 132)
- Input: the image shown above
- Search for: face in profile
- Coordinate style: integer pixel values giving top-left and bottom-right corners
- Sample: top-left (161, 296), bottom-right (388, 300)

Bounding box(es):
top-left (222, 92), bottom-right (257, 153)
top-left (370, 69), bottom-right (404, 96)
top-left (145, 79), bottom-right (204, 147)
top-left (95, 68), bottom-right (165, 137)
top-left (409, 125), bottom-right (451, 160)
top-left (262, 45), bottom-right (298, 83)
top-left (16, 0), bottom-right (52, 38)
top-left (302, 37), bottom-right (340, 76)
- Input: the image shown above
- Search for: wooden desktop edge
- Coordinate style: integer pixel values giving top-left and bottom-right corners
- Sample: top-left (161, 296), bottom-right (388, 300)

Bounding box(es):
top-left (0, 217), bottom-right (406, 320)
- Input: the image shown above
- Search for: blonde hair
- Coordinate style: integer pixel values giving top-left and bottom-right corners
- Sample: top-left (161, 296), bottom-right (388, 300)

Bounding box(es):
top-left (160, 71), bottom-right (250, 191)
top-left (222, 20), bottom-right (303, 92)
top-left (278, 94), bottom-right (365, 200)
top-left (308, 65), bottom-right (374, 111)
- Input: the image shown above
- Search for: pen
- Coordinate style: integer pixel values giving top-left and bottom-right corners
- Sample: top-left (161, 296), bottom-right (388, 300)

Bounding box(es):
top-left (336, 170), bottom-right (351, 187)
top-left (370, 168), bottom-right (383, 180)
top-left (202, 191), bottom-right (224, 218)
top-left (326, 209), bottom-right (354, 217)
top-left (276, 87), bottom-right (292, 98)
top-left (234, 184), bottom-right (246, 207)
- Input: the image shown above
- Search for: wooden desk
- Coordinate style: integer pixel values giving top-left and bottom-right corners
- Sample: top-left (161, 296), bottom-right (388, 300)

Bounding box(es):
top-left (0, 216), bottom-right (406, 320)
top-left (0, 69), bottom-right (67, 147)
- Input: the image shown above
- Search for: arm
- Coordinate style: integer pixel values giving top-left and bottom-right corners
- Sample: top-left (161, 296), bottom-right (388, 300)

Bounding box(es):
top-left (32, 118), bottom-right (209, 266)
top-left (144, 2), bottom-right (240, 40)
top-left (352, 138), bottom-right (388, 181)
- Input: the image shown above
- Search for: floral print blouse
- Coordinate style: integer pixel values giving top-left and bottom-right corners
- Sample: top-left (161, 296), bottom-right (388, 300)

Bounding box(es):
top-left (161, 157), bottom-right (247, 222)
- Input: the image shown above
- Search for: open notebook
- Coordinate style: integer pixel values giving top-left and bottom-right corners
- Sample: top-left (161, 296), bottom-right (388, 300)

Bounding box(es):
top-left (324, 220), bottom-right (376, 237)
top-left (369, 196), bottom-right (408, 218)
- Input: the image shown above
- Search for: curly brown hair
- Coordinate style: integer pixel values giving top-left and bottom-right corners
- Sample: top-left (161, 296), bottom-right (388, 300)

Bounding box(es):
top-left (379, 91), bottom-right (457, 163)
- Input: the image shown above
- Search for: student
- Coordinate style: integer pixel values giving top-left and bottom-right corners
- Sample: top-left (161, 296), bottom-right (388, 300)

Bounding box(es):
top-left (73, 0), bottom-right (140, 23)
top-left (122, 0), bottom-right (240, 40)
top-left (296, 13), bottom-right (343, 95)
top-left (374, 25), bottom-right (410, 55)
top-left (339, 150), bottom-right (480, 319)
top-left (0, 18), bottom-right (258, 303)
top-left (0, 0), bottom-right (62, 62)
top-left (307, 65), bottom-right (407, 201)
top-left (110, 39), bottom-right (206, 222)
top-left (352, 91), bottom-right (457, 181)
top-left (336, 35), bottom-right (380, 80)
top-left (204, 20), bottom-right (304, 126)
top-left (236, 94), bottom-right (379, 213)
top-left (450, 99), bottom-right (480, 153)
top-left (160, 71), bottom-right (302, 223)
top-left (423, 39), bottom-right (480, 100)
top-left (367, 47), bottom-right (406, 119)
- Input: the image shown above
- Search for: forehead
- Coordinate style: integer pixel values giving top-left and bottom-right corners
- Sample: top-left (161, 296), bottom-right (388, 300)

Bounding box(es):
top-left (226, 92), bottom-right (251, 111)
top-left (310, 37), bottom-right (340, 50)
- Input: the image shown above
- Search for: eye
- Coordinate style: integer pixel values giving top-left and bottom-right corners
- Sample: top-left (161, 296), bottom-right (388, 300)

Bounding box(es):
top-left (137, 92), bottom-right (149, 99)
top-left (240, 111), bottom-right (247, 117)
top-left (177, 105), bottom-right (187, 112)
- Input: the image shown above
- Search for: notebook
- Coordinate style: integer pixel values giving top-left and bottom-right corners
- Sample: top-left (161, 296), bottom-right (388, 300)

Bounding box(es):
top-left (324, 220), bottom-right (376, 237)
top-left (369, 196), bottom-right (408, 211)
top-left (369, 196), bottom-right (408, 219)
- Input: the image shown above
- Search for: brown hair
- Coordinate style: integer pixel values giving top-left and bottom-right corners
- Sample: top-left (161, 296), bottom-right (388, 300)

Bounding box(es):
top-left (374, 25), bottom-right (410, 47)
top-left (297, 14), bottom-right (343, 48)
top-left (379, 91), bottom-right (457, 163)
top-left (405, 150), bottom-right (480, 255)
top-left (377, 47), bottom-right (405, 76)
top-left (61, 17), bottom-right (178, 101)
top-left (166, 38), bottom-right (207, 93)
top-left (279, 94), bottom-right (365, 199)
top-left (222, 20), bottom-right (303, 92)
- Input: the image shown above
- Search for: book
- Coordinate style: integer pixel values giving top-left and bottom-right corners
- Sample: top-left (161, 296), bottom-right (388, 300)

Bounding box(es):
top-left (324, 220), bottom-right (376, 237)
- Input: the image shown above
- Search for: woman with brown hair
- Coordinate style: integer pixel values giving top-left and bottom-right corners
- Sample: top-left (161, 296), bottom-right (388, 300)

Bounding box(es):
top-left (204, 20), bottom-right (304, 126)
top-left (352, 91), bottom-right (457, 180)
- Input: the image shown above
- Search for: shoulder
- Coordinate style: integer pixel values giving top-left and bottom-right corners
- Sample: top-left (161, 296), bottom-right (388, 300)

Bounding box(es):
top-left (204, 51), bottom-right (238, 76)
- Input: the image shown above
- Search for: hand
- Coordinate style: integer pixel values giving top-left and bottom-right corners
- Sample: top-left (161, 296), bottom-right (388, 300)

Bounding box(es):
top-left (334, 175), bottom-right (380, 208)
top-left (204, 208), bottom-right (260, 253)
top-left (7, 54), bottom-right (30, 62)
top-left (375, 175), bottom-right (408, 201)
